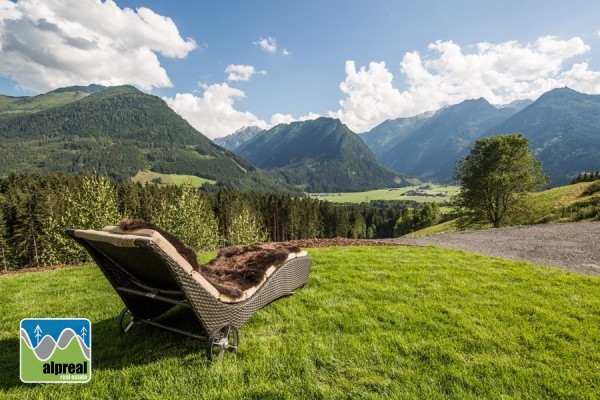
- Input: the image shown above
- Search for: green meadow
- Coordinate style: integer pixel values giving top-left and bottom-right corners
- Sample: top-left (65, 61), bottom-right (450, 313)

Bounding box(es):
top-left (1, 245), bottom-right (599, 399)
top-left (131, 170), bottom-right (216, 187)
top-left (309, 185), bottom-right (460, 204)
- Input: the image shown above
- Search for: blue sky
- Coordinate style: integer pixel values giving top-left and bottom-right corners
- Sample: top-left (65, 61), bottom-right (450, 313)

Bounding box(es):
top-left (1, 1), bottom-right (600, 138)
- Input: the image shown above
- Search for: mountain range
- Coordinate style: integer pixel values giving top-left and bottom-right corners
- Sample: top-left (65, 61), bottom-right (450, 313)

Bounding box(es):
top-left (1, 85), bottom-right (408, 192)
top-left (478, 88), bottom-right (600, 186)
top-left (3, 84), bottom-right (599, 192)
top-left (360, 87), bottom-right (599, 186)
top-left (222, 87), bottom-right (598, 187)
top-left (360, 97), bottom-right (531, 181)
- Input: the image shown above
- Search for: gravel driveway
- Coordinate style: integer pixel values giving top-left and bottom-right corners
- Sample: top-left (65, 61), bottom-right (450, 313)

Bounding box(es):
top-left (388, 221), bottom-right (600, 277)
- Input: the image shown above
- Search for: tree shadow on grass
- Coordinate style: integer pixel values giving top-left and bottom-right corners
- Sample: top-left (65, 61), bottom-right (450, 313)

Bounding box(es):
top-left (0, 307), bottom-right (209, 391)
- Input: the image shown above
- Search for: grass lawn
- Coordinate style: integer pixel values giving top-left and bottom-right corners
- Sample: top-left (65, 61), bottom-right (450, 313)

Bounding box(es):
top-left (1, 246), bottom-right (599, 399)
top-left (409, 181), bottom-right (600, 237)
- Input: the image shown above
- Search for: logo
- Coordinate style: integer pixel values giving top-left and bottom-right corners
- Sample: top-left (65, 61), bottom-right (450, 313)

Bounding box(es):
top-left (20, 318), bottom-right (91, 383)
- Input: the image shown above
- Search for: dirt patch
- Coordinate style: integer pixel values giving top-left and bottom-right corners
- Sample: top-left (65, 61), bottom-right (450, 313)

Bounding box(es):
top-left (283, 237), bottom-right (408, 248)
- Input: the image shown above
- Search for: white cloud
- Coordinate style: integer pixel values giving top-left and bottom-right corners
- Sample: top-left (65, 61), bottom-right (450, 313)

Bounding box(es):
top-left (270, 112), bottom-right (320, 126)
top-left (165, 83), bottom-right (322, 138)
top-left (254, 36), bottom-right (277, 53)
top-left (328, 60), bottom-right (412, 132)
top-left (282, 48), bottom-right (290, 56)
top-left (164, 83), bottom-right (269, 139)
top-left (0, 0), bottom-right (196, 93)
top-left (331, 36), bottom-right (600, 133)
top-left (225, 64), bottom-right (266, 81)
top-left (558, 62), bottom-right (600, 93)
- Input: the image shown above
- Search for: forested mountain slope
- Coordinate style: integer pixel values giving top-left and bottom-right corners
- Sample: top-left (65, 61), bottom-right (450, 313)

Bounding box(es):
top-left (0, 85), bottom-right (292, 192)
top-left (235, 117), bottom-right (413, 192)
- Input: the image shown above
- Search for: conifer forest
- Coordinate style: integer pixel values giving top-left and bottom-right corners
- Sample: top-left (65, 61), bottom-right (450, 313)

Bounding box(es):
top-left (0, 173), bottom-right (410, 270)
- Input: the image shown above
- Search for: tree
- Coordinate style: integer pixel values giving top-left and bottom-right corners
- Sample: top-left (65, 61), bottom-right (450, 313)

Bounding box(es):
top-left (0, 194), bottom-right (11, 271)
top-left (224, 206), bottom-right (269, 246)
top-left (45, 175), bottom-right (121, 265)
top-left (453, 133), bottom-right (547, 228)
top-left (394, 202), bottom-right (441, 236)
top-left (150, 184), bottom-right (220, 251)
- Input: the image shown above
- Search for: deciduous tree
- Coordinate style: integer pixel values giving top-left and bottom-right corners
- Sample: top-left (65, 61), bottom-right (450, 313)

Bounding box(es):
top-left (453, 134), bottom-right (547, 228)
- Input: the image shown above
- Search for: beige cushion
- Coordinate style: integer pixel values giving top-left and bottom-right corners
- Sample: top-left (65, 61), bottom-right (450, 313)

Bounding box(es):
top-left (78, 227), bottom-right (221, 299)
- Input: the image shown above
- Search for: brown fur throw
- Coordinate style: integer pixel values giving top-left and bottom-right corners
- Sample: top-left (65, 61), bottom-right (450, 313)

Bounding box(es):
top-left (199, 243), bottom-right (302, 298)
top-left (118, 219), bottom-right (201, 271)
top-left (118, 219), bottom-right (303, 298)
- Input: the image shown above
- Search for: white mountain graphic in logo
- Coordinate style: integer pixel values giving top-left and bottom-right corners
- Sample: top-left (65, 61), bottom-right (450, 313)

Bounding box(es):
top-left (20, 328), bottom-right (91, 361)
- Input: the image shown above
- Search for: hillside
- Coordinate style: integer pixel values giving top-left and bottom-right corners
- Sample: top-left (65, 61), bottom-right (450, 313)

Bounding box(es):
top-left (362, 88), bottom-right (600, 186)
top-left (0, 84), bottom-right (104, 115)
top-left (365, 98), bottom-right (523, 180)
top-left (234, 117), bottom-right (413, 192)
top-left (0, 85), bottom-right (297, 192)
top-left (481, 87), bottom-right (600, 186)
top-left (409, 180), bottom-right (600, 236)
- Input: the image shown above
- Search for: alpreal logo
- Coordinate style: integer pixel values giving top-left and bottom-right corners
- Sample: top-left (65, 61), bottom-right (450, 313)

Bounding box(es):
top-left (20, 318), bottom-right (91, 383)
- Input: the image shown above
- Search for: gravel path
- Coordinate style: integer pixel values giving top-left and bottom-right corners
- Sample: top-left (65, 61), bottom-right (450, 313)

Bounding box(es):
top-left (386, 221), bottom-right (600, 277)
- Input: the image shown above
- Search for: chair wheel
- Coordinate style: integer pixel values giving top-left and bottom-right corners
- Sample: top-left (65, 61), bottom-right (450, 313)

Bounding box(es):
top-left (207, 324), bottom-right (238, 361)
top-left (118, 307), bottom-right (135, 333)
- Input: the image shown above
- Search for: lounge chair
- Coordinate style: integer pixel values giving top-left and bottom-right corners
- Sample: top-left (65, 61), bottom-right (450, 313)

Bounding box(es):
top-left (65, 226), bottom-right (312, 360)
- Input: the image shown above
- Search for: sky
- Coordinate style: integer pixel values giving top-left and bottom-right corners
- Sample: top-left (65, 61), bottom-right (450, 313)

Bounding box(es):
top-left (1, 1), bottom-right (600, 139)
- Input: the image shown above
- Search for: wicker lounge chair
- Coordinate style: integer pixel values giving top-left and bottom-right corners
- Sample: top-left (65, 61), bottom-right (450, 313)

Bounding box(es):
top-left (65, 226), bottom-right (312, 360)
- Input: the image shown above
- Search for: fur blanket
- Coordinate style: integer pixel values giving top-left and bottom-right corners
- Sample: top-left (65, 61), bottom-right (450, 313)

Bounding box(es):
top-left (119, 219), bottom-right (201, 271)
top-left (199, 243), bottom-right (302, 298)
top-left (118, 219), bottom-right (302, 298)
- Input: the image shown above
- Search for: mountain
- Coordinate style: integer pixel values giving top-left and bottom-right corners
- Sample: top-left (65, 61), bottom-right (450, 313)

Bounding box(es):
top-left (0, 85), bottom-right (296, 192)
top-left (0, 84), bottom-right (105, 114)
top-left (234, 117), bottom-right (413, 192)
top-left (480, 87), bottom-right (600, 186)
top-left (370, 98), bottom-right (521, 179)
top-left (214, 126), bottom-right (264, 151)
top-left (360, 111), bottom-right (433, 159)
top-left (363, 88), bottom-right (600, 187)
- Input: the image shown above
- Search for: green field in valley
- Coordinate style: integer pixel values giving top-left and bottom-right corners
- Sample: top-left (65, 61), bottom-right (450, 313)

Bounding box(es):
top-left (309, 184), bottom-right (460, 203)
top-left (131, 171), bottom-right (216, 187)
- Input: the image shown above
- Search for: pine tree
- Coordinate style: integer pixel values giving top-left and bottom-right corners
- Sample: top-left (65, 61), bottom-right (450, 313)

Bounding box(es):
top-left (8, 177), bottom-right (53, 267)
top-left (0, 194), bottom-right (11, 271)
